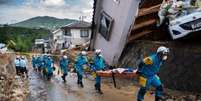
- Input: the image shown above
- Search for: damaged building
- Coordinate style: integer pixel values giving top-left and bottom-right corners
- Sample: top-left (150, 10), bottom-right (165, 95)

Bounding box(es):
top-left (90, 0), bottom-right (201, 93)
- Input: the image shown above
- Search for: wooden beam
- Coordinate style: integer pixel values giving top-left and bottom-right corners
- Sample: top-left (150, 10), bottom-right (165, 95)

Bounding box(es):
top-left (133, 19), bottom-right (156, 30)
top-left (128, 30), bottom-right (153, 43)
top-left (138, 4), bottom-right (161, 17)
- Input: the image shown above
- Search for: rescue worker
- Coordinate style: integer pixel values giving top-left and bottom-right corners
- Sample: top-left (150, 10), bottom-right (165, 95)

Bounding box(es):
top-left (92, 49), bottom-right (105, 94)
top-left (59, 55), bottom-right (69, 82)
top-left (20, 56), bottom-right (28, 78)
top-left (32, 55), bottom-right (37, 71)
top-left (35, 55), bottom-right (40, 72)
top-left (75, 51), bottom-right (88, 88)
top-left (45, 55), bottom-right (53, 80)
top-left (37, 55), bottom-right (43, 72)
top-left (42, 55), bottom-right (48, 77)
top-left (14, 56), bottom-right (21, 75)
top-left (136, 46), bottom-right (169, 101)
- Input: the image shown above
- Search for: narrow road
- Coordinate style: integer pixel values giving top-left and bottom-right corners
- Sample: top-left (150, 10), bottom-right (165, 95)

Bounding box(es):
top-left (27, 66), bottom-right (154, 101)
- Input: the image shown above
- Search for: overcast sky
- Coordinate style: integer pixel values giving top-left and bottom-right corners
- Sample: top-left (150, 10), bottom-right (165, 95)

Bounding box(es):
top-left (0, 0), bottom-right (94, 24)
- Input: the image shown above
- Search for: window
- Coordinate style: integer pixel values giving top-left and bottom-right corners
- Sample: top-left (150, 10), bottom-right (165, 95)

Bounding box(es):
top-left (98, 11), bottom-right (113, 41)
top-left (64, 29), bottom-right (71, 36)
top-left (80, 29), bottom-right (89, 37)
top-left (57, 36), bottom-right (60, 39)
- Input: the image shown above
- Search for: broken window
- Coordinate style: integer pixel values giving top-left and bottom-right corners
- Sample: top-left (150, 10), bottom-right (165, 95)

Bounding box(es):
top-left (80, 29), bottom-right (89, 37)
top-left (98, 11), bottom-right (113, 41)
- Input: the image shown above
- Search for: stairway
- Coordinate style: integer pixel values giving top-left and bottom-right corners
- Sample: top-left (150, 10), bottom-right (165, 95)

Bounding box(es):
top-left (128, 0), bottom-right (163, 43)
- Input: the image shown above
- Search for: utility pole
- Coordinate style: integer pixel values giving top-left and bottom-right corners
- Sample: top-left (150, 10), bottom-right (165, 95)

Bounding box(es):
top-left (79, 16), bottom-right (87, 22)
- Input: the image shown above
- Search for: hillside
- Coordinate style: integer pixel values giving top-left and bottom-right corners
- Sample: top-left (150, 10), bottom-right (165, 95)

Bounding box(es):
top-left (0, 26), bottom-right (50, 51)
top-left (10, 16), bottom-right (77, 30)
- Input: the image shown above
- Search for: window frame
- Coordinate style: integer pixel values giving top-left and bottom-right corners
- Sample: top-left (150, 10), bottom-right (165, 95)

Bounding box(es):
top-left (98, 11), bottom-right (113, 41)
top-left (80, 29), bottom-right (89, 37)
top-left (64, 29), bottom-right (71, 36)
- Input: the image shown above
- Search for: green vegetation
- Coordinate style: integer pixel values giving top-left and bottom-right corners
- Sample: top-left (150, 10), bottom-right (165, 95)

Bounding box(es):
top-left (0, 16), bottom-right (78, 52)
top-left (10, 16), bottom-right (77, 30)
top-left (0, 26), bottom-right (50, 52)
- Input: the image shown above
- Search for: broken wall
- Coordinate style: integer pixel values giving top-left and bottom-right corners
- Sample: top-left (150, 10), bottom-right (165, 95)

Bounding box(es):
top-left (119, 40), bottom-right (201, 93)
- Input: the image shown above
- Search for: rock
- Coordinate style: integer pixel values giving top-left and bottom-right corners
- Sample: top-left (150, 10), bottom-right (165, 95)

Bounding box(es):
top-left (166, 99), bottom-right (174, 101)
top-left (184, 95), bottom-right (196, 101)
top-left (0, 76), bottom-right (5, 80)
top-left (0, 54), bottom-right (29, 101)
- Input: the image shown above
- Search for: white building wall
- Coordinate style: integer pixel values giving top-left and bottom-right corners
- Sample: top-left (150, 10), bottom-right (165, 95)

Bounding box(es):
top-left (53, 28), bottom-right (92, 49)
top-left (71, 29), bottom-right (81, 38)
top-left (69, 29), bottom-right (92, 45)
top-left (93, 0), bottom-right (140, 65)
top-left (53, 29), bottom-right (64, 44)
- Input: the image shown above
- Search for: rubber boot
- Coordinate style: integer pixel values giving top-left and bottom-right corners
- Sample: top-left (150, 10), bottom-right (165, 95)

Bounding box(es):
top-left (80, 81), bottom-right (84, 88)
top-left (77, 79), bottom-right (80, 84)
top-left (155, 96), bottom-right (162, 101)
top-left (94, 84), bottom-right (98, 90)
top-left (97, 88), bottom-right (103, 94)
top-left (61, 75), bottom-right (66, 82)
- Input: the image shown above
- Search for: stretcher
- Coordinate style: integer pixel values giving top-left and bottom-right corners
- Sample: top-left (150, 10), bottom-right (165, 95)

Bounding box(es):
top-left (96, 69), bottom-right (138, 78)
top-left (96, 68), bottom-right (138, 88)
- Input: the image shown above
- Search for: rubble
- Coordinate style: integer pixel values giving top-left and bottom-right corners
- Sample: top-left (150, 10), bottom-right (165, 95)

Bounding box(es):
top-left (0, 54), bottom-right (29, 101)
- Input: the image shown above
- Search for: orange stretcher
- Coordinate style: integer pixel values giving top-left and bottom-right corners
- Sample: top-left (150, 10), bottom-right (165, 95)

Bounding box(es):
top-left (96, 70), bottom-right (137, 78)
top-left (96, 70), bottom-right (138, 88)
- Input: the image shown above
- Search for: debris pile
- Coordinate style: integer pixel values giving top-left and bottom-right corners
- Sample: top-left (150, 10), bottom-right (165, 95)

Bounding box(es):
top-left (0, 54), bottom-right (29, 101)
top-left (163, 91), bottom-right (201, 101)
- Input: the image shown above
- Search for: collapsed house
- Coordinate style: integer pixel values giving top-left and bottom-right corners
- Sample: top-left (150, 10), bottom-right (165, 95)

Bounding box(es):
top-left (90, 0), bottom-right (201, 93)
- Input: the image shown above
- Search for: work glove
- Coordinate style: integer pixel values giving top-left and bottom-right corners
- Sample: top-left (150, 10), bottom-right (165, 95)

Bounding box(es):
top-left (102, 67), bottom-right (106, 71)
top-left (136, 69), bottom-right (142, 75)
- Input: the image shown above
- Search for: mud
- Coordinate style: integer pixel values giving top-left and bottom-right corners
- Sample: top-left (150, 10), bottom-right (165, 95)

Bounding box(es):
top-left (2, 53), bottom-right (201, 101)
top-left (26, 68), bottom-right (154, 101)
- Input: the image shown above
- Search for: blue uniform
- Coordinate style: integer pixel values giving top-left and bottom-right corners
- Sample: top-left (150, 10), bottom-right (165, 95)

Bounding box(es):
top-left (75, 54), bottom-right (88, 86)
top-left (60, 58), bottom-right (69, 82)
top-left (46, 57), bottom-right (53, 73)
top-left (137, 54), bottom-right (163, 101)
top-left (93, 55), bottom-right (105, 91)
top-left (15, 58), bottom-right (20, 67)
top-left (32, 57), bottom-right (36, 69)
top-left (20, 59), bottom-right (27, 68)
top-left (19, 58), bottom-right (28, 76)
top-left (60, 58), bottom-right (69, 75)
top-left (37, 56), bottom-right (44, 71)
top-left (45, 56), bottom-right (53, 80)
top-left (14, 58), bottom-right (20, 75)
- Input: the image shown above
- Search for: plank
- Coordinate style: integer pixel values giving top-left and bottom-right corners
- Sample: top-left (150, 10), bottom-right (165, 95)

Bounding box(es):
top-left (128, 30), bottom-right (153, 43)
top-left (133, 19), bottom-right (156, 30)
top-left (138, 4), bottom-right (161, 17)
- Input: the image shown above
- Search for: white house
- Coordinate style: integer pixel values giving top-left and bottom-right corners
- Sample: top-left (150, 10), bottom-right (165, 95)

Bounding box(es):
top-left (53, 21), bottom-right (91, 50)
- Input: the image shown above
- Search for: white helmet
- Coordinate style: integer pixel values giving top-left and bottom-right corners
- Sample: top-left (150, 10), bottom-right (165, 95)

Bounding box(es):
top-left (21, 56), bottom-right (25, 59)
top-left (16, 55), bottom-right (20, 58)
top-left (95, 49), bottom-right (101, 54)
top-left (63, 55), bottom-right (67, 59)
top-left (157, 46), bottom-right (169, 54)
top-left (81, 51), bottom-right (87, 55)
